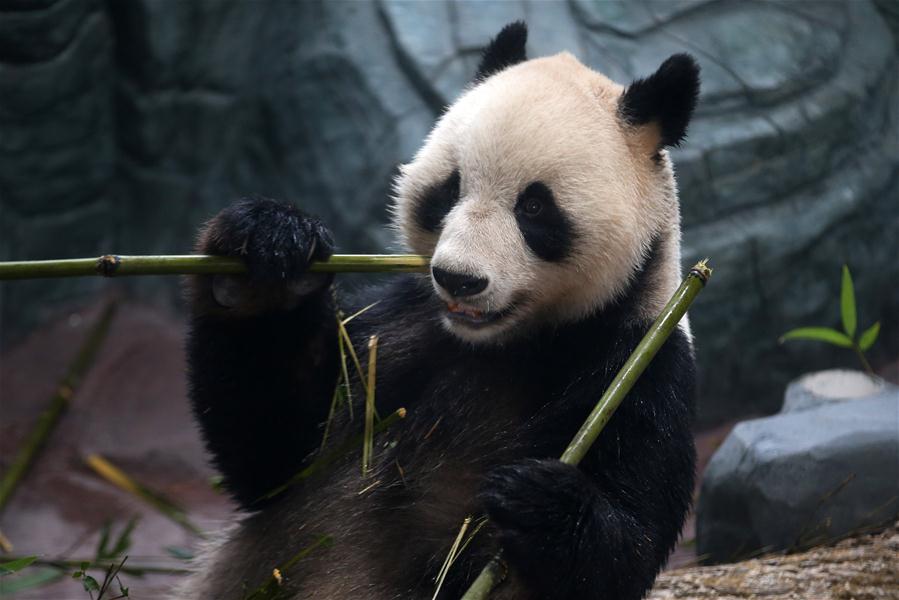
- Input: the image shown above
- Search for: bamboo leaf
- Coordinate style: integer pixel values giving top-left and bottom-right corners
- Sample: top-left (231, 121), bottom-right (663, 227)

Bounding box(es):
top-left (779, 327), bottom-right (853, 348)
top-left (164, 546), bottom-right (195, 561)
top-left (0, 567), bottom-right (63, 592)
top-left (110, 517), bottom-right (139, 558)
top-left (859, 322), bottom-right (880, 351)
top-left (0, 556), bottom-right (37, 573)
top-left (82, 574), bottom-right (101, 592)
top-left (96, 521), bottom-right (112, 560)
top-left (841, 265), bottom-right (857, 338)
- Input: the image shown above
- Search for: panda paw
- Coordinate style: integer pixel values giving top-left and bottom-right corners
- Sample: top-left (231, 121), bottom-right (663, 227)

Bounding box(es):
top-left (195, 197), bottom-right (335, 311)
top-left (480, 459), bottom-right (594, 591)
top-left (201, 196), bottom-right (334, 282)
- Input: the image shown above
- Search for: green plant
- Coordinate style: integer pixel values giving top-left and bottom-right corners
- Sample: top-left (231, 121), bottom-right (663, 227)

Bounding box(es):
top-left (71, 557), bottom-right (130, 600)
top-left (71, 518), bottom-right (138, 599)
top-left (780, 265), bottom-right (880, 375)
top-left (0, 556), bottom-right (63, 595)
top-left (0, 556), bottom-right (38, 575)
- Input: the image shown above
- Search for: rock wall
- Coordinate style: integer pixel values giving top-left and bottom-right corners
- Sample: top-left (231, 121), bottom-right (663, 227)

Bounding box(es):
top-left (2, 0), bottom-right (897, 423)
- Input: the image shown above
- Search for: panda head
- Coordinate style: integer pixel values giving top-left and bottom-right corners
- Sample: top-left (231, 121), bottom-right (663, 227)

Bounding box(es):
top-left (393, 22), bottom-right (700, 344)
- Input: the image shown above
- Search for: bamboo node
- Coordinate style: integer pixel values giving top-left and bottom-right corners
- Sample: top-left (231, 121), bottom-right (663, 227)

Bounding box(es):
top-left (96, 254), bottom-right (121, 277)
top-left (690, 259), bottom-right (713, 285)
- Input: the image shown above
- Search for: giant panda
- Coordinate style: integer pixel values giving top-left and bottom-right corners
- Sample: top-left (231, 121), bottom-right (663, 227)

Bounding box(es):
top-left (178, 22), bottom-right (700, 600)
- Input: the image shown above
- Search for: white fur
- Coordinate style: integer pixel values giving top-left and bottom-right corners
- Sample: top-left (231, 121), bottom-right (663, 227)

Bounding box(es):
top-left (393, 53), bottom-right (684, 342)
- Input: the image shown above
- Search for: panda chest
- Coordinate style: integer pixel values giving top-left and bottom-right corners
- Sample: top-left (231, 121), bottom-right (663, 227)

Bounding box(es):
top-left (386, 358), bottom-right (556, 477)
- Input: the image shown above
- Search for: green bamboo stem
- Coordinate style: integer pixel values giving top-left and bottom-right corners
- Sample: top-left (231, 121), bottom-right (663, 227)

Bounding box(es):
top-left (1, 555), bottom-right (190, 576)
top-left (460, 559), bottom-right (506, 600)
top-left (85, 454), bottom-right (205, 538)
top-left (852, 345), bottom-right (875, 376)
top-left (0, 302), bottom-right (118, 514)
top-left (460, 260), bottom-right (713, 600)
top-left (0, 254), bottom-right (430, 280)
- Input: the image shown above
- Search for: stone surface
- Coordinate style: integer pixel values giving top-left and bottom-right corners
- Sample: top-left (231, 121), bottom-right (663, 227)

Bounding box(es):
top-left (1, 0), bottom-right (898, 423)
top-left (782, 369), bottom-right (894, 413)
top-left (696, 376), bottom-right (899, 564)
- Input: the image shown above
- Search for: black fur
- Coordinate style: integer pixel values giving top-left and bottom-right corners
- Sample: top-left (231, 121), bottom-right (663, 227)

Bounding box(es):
top-left (415, 169), bottom-right (461, 233)
top-left (187, 197), bottom-right (339, 507)
top-left (185, 199), bottom-right (696, 599)
top-left (202, 196), bottom-right (334, 282)
top-left (475, 21), bottom-right (528, 82)
top-left (514, 181), bottom-right (575, 261)
top-left (619, 54), bottom-right (701, 148)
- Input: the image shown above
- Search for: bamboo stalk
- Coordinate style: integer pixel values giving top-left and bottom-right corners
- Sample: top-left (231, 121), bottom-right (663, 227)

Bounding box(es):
top-left (0, 254), bottom-right (430, 280)
top-left (362, 336), bottom-right (379, 477)
top-left (0, 554), bottom-right (190, 576)
top-left (0, 302), bottom-right (117, 514)
top-left (460, 260), bottom-right (713, 600)
top-left (433, 516), bottom-right (472, 600)
top-left (0, 528), bottom-right (12, 553)
top-left (244, 535), bottom-right (332, 600)
top-left (84, 454), bottom-right (205, 538)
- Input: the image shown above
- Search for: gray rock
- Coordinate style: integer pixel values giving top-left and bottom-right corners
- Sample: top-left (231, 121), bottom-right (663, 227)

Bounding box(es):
top-left (1, 0), bottom-right (897, 425)
top-left (782, 369), bottom-right (896, 413)
top-left (696, 377), bottom-right (899, 563)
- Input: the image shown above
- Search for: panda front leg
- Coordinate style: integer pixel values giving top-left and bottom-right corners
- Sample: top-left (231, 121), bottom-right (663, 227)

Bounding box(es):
top-left (186, 197), bottom-right (340, 509)
top-left (481, 453), bottom-right (686, 600)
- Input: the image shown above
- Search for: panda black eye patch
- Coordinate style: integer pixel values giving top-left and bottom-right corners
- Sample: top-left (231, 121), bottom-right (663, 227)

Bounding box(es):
top-left (415, 170), bottom-right (461, 233)
top-left (514, 181), bottom-right (575, 262)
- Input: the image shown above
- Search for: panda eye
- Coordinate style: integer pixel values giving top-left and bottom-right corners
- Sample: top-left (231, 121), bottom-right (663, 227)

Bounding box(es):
top-left (415, 170), bottom-right (461, 233)
top-left (516, 182), bottom-right (551, 218)
top-left (522, 197), bottom-right (543, 217)
top-left (514, 181), bottom-right (575, 262)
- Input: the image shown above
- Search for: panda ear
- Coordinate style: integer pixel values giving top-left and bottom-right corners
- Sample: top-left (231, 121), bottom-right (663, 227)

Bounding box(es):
top-left (619, 54), bottom-right (700, 149)
top-left (475, 21), bottom-right (528, 82)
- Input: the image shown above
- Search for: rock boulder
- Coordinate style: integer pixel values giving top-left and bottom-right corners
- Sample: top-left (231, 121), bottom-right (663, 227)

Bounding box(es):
top-left (696, 371), bottom-right (899, 563)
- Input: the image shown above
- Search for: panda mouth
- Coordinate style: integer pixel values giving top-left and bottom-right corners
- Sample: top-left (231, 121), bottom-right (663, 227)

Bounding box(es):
top-left (444, 301), bottom-right (512, 327)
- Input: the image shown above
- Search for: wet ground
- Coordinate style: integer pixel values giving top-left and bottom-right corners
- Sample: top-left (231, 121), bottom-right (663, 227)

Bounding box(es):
top-left (0, 299), bottom-right (232, 598)
top-left (3, 298), bottom-right (887, 598)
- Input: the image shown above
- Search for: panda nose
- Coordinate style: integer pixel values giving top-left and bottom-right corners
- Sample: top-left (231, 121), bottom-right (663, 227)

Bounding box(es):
top-left (431, 267), bottom-right (489, 297)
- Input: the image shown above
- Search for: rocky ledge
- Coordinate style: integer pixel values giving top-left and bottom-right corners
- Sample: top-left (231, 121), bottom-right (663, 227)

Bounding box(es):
top-left (651, 520), bottom-right (899, 599)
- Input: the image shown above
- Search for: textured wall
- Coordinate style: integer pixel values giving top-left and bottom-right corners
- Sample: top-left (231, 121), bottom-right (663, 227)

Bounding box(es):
top-left (2, 0), bottom-right (897, 423)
